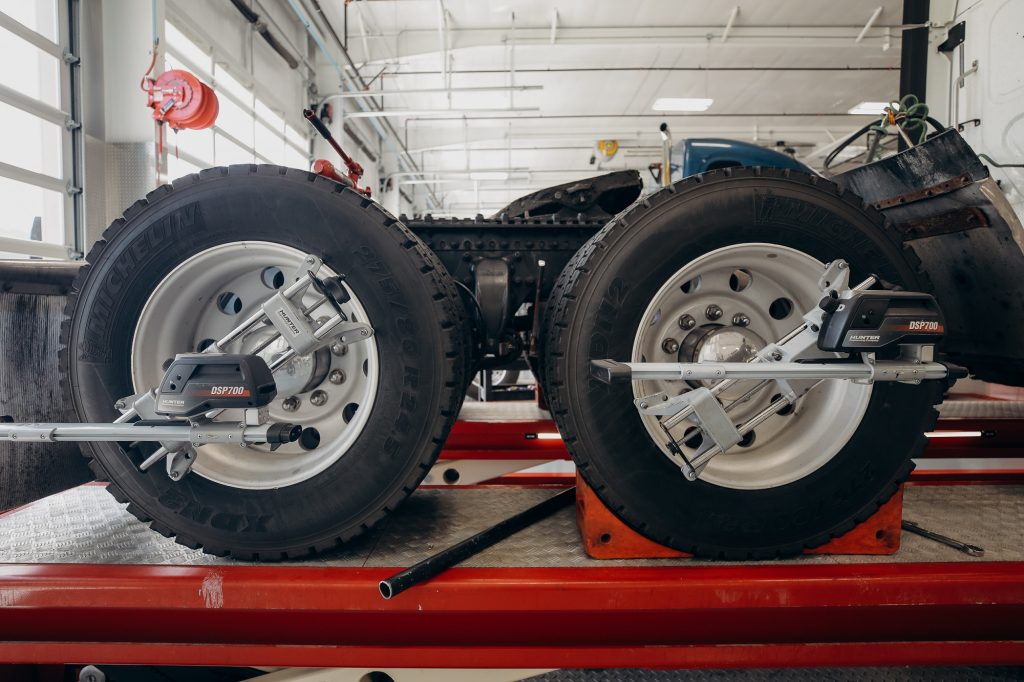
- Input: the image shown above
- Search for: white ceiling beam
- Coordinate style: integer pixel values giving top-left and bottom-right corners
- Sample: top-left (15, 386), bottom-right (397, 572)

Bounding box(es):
top-left (347, 25), bottom-right (900, 65)
top-left (345, 107), bottom-right (539, 118)
top-left (856, 7), bottom-right (884, 43)
top-left (721, 6), bottom-right (739, 43)
top-left (321, 85), bottom-right (542, 99)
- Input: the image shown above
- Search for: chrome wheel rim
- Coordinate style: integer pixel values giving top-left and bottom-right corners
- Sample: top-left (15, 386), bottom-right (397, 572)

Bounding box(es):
top-left (131, 242), bottom-right (380, 489)
top-left (631, 243), bottom-right (872, 490)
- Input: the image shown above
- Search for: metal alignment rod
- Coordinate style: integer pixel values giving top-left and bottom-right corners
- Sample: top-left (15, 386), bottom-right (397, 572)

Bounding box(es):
top-left (654, 275), bottom-right (879, 431)
top-left (637, 360), bottom-right (949, 382)
top-left (629, 362), bottom-right (877, 381)
top-left (115, 274), bottom-right (331, 423)
top-left (662, 378), bottom-right (770, 431)
top-left (0, 423), bottom-right (275, 443)
top-left (687, 391), bottom-right (809, 470)
top-left (245, 294), bottom-right (328, 357)
top-left (266, 310), bottom-right (348, 371)
top-left (213, 273), bottom-right (320, 352)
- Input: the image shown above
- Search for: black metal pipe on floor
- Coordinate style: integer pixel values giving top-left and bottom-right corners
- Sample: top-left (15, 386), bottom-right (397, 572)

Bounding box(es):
top-left (379, 487), bottom-right (576, 599)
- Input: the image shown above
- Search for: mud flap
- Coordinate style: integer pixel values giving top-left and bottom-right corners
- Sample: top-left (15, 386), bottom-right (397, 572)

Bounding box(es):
top-left (832, 129), bottom-right (1024, 384)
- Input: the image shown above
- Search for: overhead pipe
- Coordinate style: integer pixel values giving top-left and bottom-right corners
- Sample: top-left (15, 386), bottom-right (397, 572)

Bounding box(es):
top-left (390, 66), bottom-right (899, 75)
top-left (659, 122), bottom-right (673, 187)
top-left (229, 0), bottom-right (300, 69)
top-left (319, 85), bottom-right (543, 99)
top-left (721, 6), bottom-right (739, 43)
top-left (855, 6), bottom-right (884, 43)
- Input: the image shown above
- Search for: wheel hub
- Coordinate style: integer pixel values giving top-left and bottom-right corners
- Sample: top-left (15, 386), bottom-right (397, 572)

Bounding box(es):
top-left (685, 325), bottom-right (767, 400)
top-left (631, 243), bottom-right (872, 490)
top-left (238, 326), bottom-right (330, 397)
top-left (131, 242), bottom-right (380, 490)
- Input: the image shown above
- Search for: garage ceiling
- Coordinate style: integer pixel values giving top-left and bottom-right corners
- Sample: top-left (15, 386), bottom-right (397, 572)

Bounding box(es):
top-left (310, 0), bottom-right (908, 216)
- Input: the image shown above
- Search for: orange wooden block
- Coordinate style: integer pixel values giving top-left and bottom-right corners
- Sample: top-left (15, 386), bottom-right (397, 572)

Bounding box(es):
top-left (576, 473), bottom-right (903, 559)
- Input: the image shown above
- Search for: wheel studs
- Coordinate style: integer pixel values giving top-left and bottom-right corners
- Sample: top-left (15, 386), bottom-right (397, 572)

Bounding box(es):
top-left (677, 314), bottom-right (695, 330)
top-left (329, 369), bottom-right (346, 385)
top-left (662, 338), bottom-right (680, 354)
top-left (732, 313), bottom-right (750, 327)
top-left (330, 342), bottom-right (347, 356)
top-left (310, 390), bottom-right (328, 407)
top-left (705, 304), bottom-right (723, 321)
top-left (282, 396), bottom-right (300, 412)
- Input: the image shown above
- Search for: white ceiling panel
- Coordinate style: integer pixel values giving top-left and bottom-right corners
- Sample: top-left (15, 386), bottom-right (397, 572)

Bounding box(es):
top-left (305, 0), bottom-right (909, 215)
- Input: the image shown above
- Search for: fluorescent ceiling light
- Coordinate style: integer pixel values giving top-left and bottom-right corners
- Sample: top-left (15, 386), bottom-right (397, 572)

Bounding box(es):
top-left (847, 101), bottom-right (889, 115)
top-left (470, 171), bottom-right (509, 181)
top-left (652, 97), bottom-right (714, 112)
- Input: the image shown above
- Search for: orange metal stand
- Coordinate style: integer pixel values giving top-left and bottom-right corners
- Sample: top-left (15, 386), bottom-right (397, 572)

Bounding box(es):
top-left (576, 473), bottom-right (903, 559)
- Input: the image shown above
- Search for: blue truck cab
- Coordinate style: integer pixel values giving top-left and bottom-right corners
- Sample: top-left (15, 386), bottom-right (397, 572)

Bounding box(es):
top-left (671, 138), bottom-right (814, 180)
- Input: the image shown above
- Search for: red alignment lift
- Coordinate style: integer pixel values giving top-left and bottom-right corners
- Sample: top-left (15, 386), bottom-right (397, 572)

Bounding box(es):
top-left (0, 399), bottom-right (1022, 669)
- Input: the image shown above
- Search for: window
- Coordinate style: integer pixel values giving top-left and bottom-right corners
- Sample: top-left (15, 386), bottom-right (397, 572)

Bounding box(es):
top-left (166, 153), bottom-right (203, 181)
top-left (0, 100), bottom-right (62, 176)
top-left (0, 0), bottom-right (74, 258)
top-left (0, 176), bottom-right (64, 244)
top-left (163, 21), bottom-right (310, 174)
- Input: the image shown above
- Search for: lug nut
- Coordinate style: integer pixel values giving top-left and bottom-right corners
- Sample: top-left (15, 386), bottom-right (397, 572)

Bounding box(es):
top-left (705, 304), bottom-right (723, 321)
top-left (329, 369), bottom-right (346, 384)
top-left (677, 314), bottom-right (695, 330)
top-left (732, 313), bottom-right (750, 327)
top-left (662, 338), bottom-right (680, 354)
top-left (310, 390), bottom-right (328, 407)
top-left (281, 396), bottom-right (300, 412)
top-left (330, 342), bottom-right (347, 356)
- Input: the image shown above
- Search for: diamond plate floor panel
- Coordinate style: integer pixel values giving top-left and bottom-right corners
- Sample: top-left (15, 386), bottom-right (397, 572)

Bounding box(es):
top-left (459, 400), bottom-right (551, 421)
top-left (939, 400), bottom-right (1024, 419)
top-left (0, 484), bottom-right (1021, 567)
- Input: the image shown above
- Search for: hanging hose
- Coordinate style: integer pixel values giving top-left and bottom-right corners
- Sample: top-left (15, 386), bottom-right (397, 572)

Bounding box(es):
top-left (875, 94), bottom-right (931, 147)
top-left (825, 95), bottom-right (945, 171)
top-left (141, 43), bottom-right (219, 184)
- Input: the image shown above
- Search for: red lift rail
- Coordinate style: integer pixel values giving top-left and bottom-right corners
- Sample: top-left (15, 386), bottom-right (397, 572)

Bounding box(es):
top-left (0, 562), bottom-right (1023, 668)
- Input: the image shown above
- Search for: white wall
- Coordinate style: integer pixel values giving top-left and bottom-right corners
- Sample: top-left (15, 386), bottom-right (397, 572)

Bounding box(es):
top-left (928, 0), bottom-right (1024, 222)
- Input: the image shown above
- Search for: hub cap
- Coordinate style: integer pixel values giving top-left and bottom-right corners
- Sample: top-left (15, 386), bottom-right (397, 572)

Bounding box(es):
top-left (131, 242), bottom-right (380, 489)
top-left (631, 243), bottom-right (872, 490)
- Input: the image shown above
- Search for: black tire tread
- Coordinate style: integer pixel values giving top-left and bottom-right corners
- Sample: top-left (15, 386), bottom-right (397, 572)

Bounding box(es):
top-left (60, 165), bottom-right (470, 560)
top-left (542, 166), bottom-right (943, 559)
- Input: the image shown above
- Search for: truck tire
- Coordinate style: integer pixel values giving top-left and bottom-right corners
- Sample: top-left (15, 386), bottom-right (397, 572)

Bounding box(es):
top-left (62, 165), bottom-right (469, 559)
top-left (543, 168), bottom-right (944, 559)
